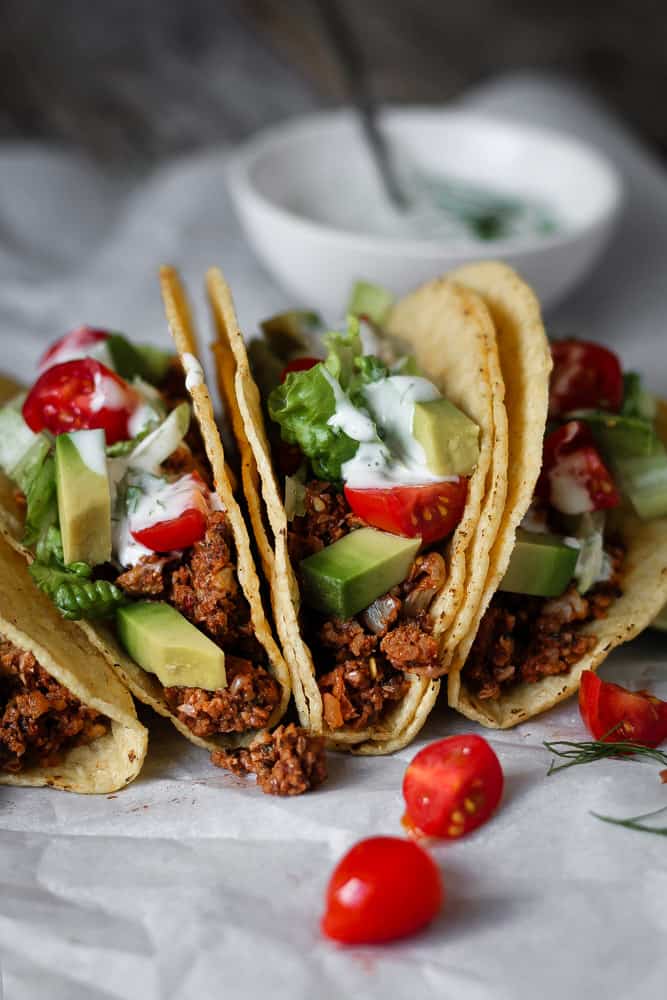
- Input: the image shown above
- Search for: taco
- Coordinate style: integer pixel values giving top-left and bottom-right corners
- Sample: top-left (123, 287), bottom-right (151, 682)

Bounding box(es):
top-left (207, 268), bottom-right (508, 753)
top-left (447, 262), bottom-right (667, 727)
top-left (0, 269), bottom-right (323, 795)
top-left (0, 530), bottom-right (147, 793)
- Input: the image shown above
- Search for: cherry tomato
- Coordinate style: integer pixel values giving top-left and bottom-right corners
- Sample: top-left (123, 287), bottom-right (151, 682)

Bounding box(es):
top-left (321, 836), bottom-right (443, 945)
top-left (131, 474), bottom-right (209, 551)
top-left (579, 670), bottom-right (667, 746)
top-left (280, 356), bottom-right (321, 382)
top-left (538, 420), bottom-right (620, 514)
top-left (344, 480), bottom-right (468, 546)
top-left (39, 326), bottom-right (110, 374)
top-left (402, 735), bottom-right (504, 840)
top-left (549, 339), bottom-right (623, 417)
top-left (23, 359), bottom-right (139, 445)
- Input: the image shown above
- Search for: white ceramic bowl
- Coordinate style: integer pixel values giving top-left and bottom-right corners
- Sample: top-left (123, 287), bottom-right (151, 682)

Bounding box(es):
top-left (227, 108), bottom-right (622, 314)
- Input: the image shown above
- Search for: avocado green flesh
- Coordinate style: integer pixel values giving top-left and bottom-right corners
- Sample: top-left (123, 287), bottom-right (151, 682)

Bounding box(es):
top-left (300, 527), bottom-right (421, 618)
top-left (500, 530), bottom-right (578, 598)
top-left (116, 601), bottom-right (226, 690)
top-left (412, 397), bottom-right (480, 476)
top-left (55, 430), bottom-right (112, 566)
top-left (347, 281), bottom-right (395, 325)
top-left (571, 409), bottom-right (661, 459)
top-left (614, 454), bottom-right (667, 519)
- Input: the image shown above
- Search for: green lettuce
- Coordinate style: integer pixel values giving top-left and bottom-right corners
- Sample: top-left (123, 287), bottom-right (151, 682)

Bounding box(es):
top-left (29, 563), bottom-right (127, 620)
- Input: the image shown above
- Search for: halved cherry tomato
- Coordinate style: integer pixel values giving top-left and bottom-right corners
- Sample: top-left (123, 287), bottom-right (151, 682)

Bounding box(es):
top-left (321, 836), bottom-right (443, 945)
top-left (132, 507), bottom-right (207, 552)
top-left (344, 480), bottom-right (468, 546)
top-left (39, 326), bottom-right (110, 374)
top-left (538, 420), bottom-right (620, 514)
top-left (579, 670), bottom-right (667, 746)
top-left (549, 339), bottom-right (623, 417)
top-left (23, 358), bottom-right (139, 445)
top-left (280, 356), bottom-right (321, 382)
top-left (402, 735), bottom-right (504, 840)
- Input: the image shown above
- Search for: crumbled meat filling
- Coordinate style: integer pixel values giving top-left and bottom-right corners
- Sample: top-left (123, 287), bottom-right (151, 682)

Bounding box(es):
top-left (288, 481), bottom-right (446, 732)
top-left (0, 638), bottom-right (109, 772)
top-left (163, 656), bottom-right (280, 736)
top-left (464, 545), bottom-right (624, 699)
top-left (211, 723), bottom-right (327, 795)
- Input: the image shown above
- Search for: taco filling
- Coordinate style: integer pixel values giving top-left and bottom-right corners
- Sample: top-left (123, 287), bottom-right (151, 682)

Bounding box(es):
top-left (250, 284), bottom-right (482, 732)
top-left (463, 337), bottom-right (666, 699)
top-left (0, 327), bottom-right (282, 746)
top-left (0, 635), bottom-right (109, 772)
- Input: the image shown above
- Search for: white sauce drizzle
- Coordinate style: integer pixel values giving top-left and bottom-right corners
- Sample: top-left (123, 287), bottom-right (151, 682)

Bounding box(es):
top-left (40, 339), bottom-right (114, 374)
top-left (89, 371), bottom-right (130, 413)
top-left (113, 472), bottom-right (209, 567)
top-left (70, 429), bottom-right (108, 477)
top-left (183, 353), bottom-right (204, 392)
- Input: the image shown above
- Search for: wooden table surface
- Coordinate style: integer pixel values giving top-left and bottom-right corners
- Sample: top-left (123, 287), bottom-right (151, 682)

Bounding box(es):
top-left (1, 0), bottom-right (666, 163)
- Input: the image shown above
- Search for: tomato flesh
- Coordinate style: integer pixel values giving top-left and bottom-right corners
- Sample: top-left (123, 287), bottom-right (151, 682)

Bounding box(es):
top-left (402, 734), bottom-right (504, 839)
top-left (23, 358), bottom-right (138, 445)
top-left (39, 326), bottom-right (110, 374)
top-left (280, 356), bottom-right (321, 382)
top-left (549, 339), bottom-right (623, 417)
top-left (321, 836), bottom-right (443, 944)
top-left (132, 506), bottom-right (207, 552)
top-left (344, 479), bottom-right (468, 546)
top-left (579, 670), bottom-right (667, 746)
top-left (538, 420), bottom-right (620, 513)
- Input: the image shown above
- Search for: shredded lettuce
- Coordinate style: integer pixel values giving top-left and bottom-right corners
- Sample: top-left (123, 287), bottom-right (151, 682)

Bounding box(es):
top-left (29, 562), bottom-right (127, 620)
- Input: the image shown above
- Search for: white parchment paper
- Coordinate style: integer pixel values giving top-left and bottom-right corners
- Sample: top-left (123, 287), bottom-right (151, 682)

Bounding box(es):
top-left (0, 75), bottom-right (666, 1000)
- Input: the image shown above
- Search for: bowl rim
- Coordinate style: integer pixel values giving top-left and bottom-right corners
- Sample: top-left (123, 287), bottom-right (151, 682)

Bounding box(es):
top-left (227, 106), bottom-right (624, 258)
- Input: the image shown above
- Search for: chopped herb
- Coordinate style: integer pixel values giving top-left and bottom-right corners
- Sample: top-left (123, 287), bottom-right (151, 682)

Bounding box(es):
top-left (592, 805), bottom-right (667, 837)
top-left (544, 734), bottom-right (667, 775)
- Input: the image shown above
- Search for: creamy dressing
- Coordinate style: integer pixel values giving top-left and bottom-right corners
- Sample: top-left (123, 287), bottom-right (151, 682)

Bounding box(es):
top-left (40, 339), bottom-right (114, 374)
top-left (182, 353), bottom-right (204, 392)
top-left (364, 376), bottom-right (439, 468)
top-left (548, 455), bottom-right (595, 515)
top-left (89, 371), bottom-right (130, 413)
top-left (70, 429), bottom-right (108, 477)
top-left (322, 368), bottom-right (377, 441)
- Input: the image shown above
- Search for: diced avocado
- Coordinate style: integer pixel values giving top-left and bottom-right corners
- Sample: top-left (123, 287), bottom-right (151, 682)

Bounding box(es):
top-left (570, 408), bottom-right (661, 459)
top-left (652, 602), bottom-right (667, 632)
top-left (116, 601), bottom-right (226, 690)
top-left (55, 429), bottom-right (111, 565)
top-left (613, 454), bottom-right (667, 519)
top-left (300, 527), bottom-right (421, 618)
top-left (500, 529), bottom-right (578, 598)
top-left (412, 398), bottom-right (480, 476)
top-left (622, 372), bottom-right (657, 421)
top-left (260, 310), bottom-right (322, 360)
top-left (347, 281), bottom-right (395, 325)
top-left (0, 407), bottom-right (49, 482)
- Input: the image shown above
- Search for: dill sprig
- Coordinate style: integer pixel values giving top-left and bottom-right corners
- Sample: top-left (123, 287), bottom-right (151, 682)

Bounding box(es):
top-left (544, 734), bottom-right (667, 775)
top-left (592, 805), bottom-right (667, 837)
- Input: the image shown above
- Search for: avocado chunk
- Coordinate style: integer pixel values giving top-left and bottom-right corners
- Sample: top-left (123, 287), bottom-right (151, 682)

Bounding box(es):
top-left (412, 398), bottom-right (480, 476)
top-left (570, 408), bottom-right (661, 459)
top-left (116, 601), bottom-right (226, 690)
top-left (347, 281), bottom-right (395, 326)
top-left (300, 527), bottom-right (421, 618)
top-left (500, 529), bottom-right (578, 597)
top-left (55, 429), bottom-right (111, 565)
top-left (0, 407), bottom-right (49, 485)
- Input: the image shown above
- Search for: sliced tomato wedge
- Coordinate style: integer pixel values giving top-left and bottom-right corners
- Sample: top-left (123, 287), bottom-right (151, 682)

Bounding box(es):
top-left (321, 836), bottom-right (443, 945)
top-left (280, 356), bottom-right (321, 382)
top-left (538, 420), bottom-right (620, 514)
top-left (23, 358), bottom-right (139, 445)
top-left (131, 474), bottom-right (209, 552)
top-left (344, 480), bottom-right (468, 545)
top-left (579, 670), bottom-right (667, 746)
top-left (402, 734), bottom-right (504, 839)
top-left (549, 339), bottom-right (623, 417)
top-left (39, 326), bottom-right (110, 374)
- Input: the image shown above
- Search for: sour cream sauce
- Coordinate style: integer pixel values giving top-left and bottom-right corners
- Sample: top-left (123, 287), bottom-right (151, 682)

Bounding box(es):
top-left (113, 472), bottom-right (208, 567)
top-left (322, 369), bottom-right (456, 489)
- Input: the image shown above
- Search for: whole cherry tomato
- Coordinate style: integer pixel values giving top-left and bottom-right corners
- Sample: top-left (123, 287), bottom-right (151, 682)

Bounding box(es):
top-left (38, 326), bottom-right (110, 374)
top-left (579, 670), bottom-right (667, 746)
top-left (321, 836), bottom-right (443, 945)
top-left (23, 359), bottom-right (139, 445)
top-left (549, 339), bottom-right (623, 417)
top-left (344, 479), bottom-right (468, 546)
top-left (538, 420), bottom-right (620, 514)
top-left (402, 735), bottom-right (504, 839)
